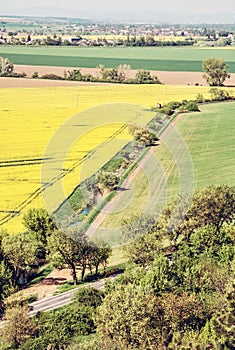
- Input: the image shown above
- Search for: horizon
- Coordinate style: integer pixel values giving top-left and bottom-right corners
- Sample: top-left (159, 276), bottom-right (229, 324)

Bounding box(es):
top-left (1, 0), bottom-right (235, 23)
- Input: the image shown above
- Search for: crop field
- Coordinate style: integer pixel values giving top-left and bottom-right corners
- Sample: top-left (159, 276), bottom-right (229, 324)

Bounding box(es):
top-left (101, 101), bottom-right (235, 231)
top-left (1, 83), bottom-right (217, 233)
top-left (1, 46), bottom-right (235, 72)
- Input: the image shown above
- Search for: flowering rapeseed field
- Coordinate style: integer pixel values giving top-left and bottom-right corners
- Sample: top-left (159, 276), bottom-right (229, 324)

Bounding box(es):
top-left (0, 84), bottom-right (214, 232)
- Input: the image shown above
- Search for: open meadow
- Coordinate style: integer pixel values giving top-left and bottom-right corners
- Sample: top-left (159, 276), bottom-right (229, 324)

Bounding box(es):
top-left (0, 83), bottom-right (217, 233)
top-left (101, 101), bottom-right (235, 232)
top-left (1, 46), bottom-right (235, 72)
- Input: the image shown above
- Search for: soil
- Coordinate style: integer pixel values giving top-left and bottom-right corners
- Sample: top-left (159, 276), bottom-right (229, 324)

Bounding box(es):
top-left (20, 268), bottom-right (72, 300)
top-left (0, 64), bottom-right (234, 88)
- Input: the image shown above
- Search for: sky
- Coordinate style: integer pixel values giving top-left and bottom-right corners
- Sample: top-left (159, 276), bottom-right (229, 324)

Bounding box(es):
top-left (2, 0), bottom-right (235, 22)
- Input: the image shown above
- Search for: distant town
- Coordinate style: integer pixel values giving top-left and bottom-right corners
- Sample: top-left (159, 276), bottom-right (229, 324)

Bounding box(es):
top-left (0, 15), bottom-right (234, 47)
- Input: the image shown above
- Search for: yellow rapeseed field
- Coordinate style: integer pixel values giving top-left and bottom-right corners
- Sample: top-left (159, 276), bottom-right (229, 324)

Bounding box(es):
top-left (0, 84), bottom-right (216, 232)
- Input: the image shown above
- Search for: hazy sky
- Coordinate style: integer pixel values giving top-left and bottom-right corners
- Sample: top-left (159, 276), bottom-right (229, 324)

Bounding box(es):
top-left (2, 0), bottom-right (235, 21)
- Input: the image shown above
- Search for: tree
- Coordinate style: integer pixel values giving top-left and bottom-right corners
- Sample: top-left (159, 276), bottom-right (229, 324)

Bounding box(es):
top-left (95, 285), bottom-right (163, 349)
top-left (73, 287), bottom-right (105, 308)
top-left (0, 305), bottom-right (37, 348)
top-left (48, 229), bottom-right (88, 285)
top-left (213, 282), bottom-right (235, 349)
top-left (0, 231), bottom-right (12, 311)
top-left (202, 58), bottom-right (230, 86)
top-left (88, 241), bottom-right (112, 275)
top-left (0, 57), bottom-right (14, 77)
top-left (134, 70), bottom-right (161, 84)
top-left (125, 233), bottom-right (162, 267)
top-left (2, 232), bottom-right (38, 287)
top-left (209, 88), bottom-right (232, 101)
top-left (128, 125), bottom-right (158, 147)
top-left (159, 185), bottom-right (235, 245)
top-left (97, 171), bottom-right (119, 192)
top-left (23, 208), bottom-right (57, 246)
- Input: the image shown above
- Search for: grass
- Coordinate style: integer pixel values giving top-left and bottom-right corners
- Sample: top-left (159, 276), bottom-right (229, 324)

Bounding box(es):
top-left (101, 101), bottom-right (235, 229)
top-left (0, 84), bottom-right (217, 233)
top-left (54, 261), bottom-right (127, 295)
top-left (1, 46), bottom-right (235, 72)
top-left (29, 264), bottom-right (54, 285)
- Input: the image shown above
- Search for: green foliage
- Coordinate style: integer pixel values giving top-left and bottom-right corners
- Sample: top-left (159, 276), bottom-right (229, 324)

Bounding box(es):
top-left (213, 283), bottom-right (235, 349)
top-left (97, 171), bottom-right (119, 191)
top-left (48, 229), bottom-right (88, 285)
top-left (2, 232), bottom-right (38, 287)
top-left (48, 229), bottom-right (112, 285)
top-left (202, 58), bottom-right (230, 86)
top-left (0, 57), bottom-right (14, 77)
top-left (195, 93), bottom-right (206, 103)
top-left (23, 208), bottom-right (57, 246)
top-left (40, 73), bottom-right (64, 80)
top-left (0, 305), bottom-right (37, 348)
top-left (185, 100), bottom-right (200, 111)
top-left (142, 255), bottom-right (172, 294)
top-left (20, 303), bottom-right (95, 350)
top-left (73, 287), bottom-right (105, 308)
top-left (129, 125), bottom-right (158, 146)
top-left (124, 233), bottom-right (162, 267)
top-left (209, 87), bottom-right (233, 101)
top-left (134, 70), bottom-right (161, 84)
top-left (95, 284), bottom-right (163, 349)
top-left (31, 71), bottom-right (38, 78)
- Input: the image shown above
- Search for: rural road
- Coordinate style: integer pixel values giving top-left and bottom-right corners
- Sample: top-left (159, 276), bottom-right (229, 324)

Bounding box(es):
top-left (0, 275), bottom-right (118, 328)
top-left (28, 277), bottom-right (113, 316)
top-left (85, 113), bottom-right (183, 239)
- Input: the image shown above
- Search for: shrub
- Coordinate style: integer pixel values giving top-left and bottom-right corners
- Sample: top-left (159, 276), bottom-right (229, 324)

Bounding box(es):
top-left (31, 71), bottom-right (39, 79)
top-left (185, 101), bottom-right (200, 112)
top-left (40, 73), bottom-right (64, 80)
top-left (210, 88), bottom-right (232, 101)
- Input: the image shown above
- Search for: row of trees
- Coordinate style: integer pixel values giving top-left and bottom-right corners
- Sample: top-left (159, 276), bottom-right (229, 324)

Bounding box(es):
top-left (1, 34), bottom-right (196, 47)
top-left (0, 208), bottom-right (112, 315)
top-left (0, 56), bottom-right (231, 87)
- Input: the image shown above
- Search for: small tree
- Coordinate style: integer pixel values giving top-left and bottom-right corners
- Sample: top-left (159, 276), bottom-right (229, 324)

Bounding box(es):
top-left (134, 70), bottom-right (161, 84)
top-left (213, 283), bottom-right (235, 349)
top-left (97, 171), bottom-right (119, 191)
top-left (0, 306), bottom-right (37, 348)
top-left (23, 208), bottom-right (57, 246)
top-left (0, 57), bottom-right (14, 77)
top-left (129, 125), bottom-right (157, 146)
top-left (2, 232), bottom-right (38, 287)
top-left (48, 229), bottom-right (89, 285)
top-left (202, 58), bottom-right (230, 86)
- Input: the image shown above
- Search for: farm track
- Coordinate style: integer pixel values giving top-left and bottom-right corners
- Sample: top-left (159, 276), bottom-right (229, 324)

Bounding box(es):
top-left (86, 111), bottom-right (202, 235)
top-left (1, 66), bottom-right (235, 87)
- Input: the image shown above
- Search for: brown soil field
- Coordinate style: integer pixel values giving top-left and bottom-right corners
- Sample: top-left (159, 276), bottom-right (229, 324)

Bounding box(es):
top-left (0, 64), bottom-right (234, 88)
top-left (0, 65), bottom-right (235, 88)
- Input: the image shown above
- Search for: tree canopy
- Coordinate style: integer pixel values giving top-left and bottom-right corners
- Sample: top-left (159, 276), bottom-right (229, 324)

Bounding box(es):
top-left (202, 58), bottom-right (230, 86)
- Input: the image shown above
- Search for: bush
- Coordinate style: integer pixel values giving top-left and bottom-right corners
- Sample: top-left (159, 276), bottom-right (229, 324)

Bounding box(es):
top-left (195, 93), bottom-right (205, 103)
top-left (73, 288), bottom-right (105, 308)
top-left (40, 73), bottom-right (64, 80)
top-left (160, 105), bottom-right (174, 116)
top-left (210, 88), bottom-right (233, 101)
top-left (9, 72), bottom-right (27, 78)
top-left (185, 101), bottom-right (200, 112)
top-left (31, 71), bottom-right (39, 79)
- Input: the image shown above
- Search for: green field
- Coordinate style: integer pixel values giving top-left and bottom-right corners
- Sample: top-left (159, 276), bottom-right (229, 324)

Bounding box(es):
top-left (101, 101), bottom-right (235, 229)
top-left (1, 46), bottom-right (235, 72)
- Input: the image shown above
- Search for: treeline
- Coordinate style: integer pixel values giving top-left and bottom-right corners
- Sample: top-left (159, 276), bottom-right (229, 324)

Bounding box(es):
top-left (0, 57), bottom-right (162, 84)
top-left (0, 185), bottom-right (235, 349)
top-left (0, 208), bottom-right (112, 316)
top-left (0, 34), bottom-right (195, 47)
top-left (35, 65), bottom-right (162, 85)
